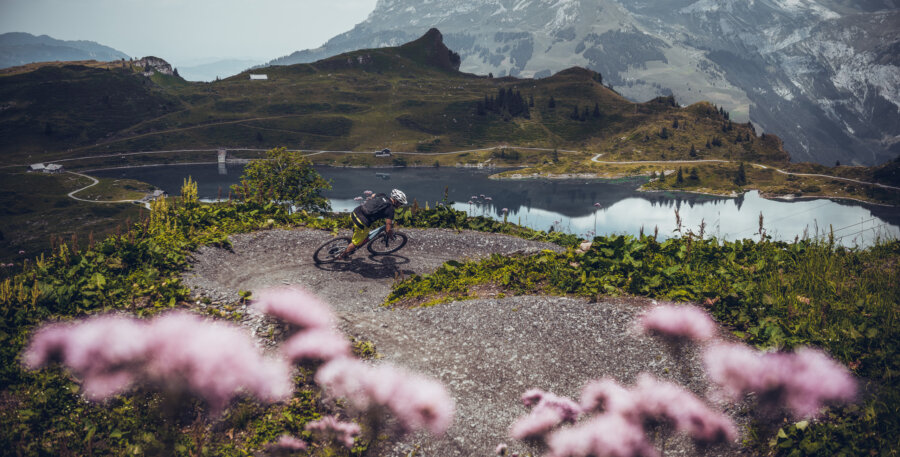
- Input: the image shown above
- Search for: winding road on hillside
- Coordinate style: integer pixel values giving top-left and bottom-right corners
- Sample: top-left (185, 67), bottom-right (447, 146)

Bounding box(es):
top-left (182, 228), bottom-right (740, 457)
top-left (65, 171), bottom-right (150, 208)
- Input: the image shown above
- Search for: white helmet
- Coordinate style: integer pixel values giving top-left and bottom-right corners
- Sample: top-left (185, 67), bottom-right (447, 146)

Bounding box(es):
top-left (390, 189), bottom-right (408, 205)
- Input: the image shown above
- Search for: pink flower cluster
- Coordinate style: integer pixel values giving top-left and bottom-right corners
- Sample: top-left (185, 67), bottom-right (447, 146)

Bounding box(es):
top-left (638, 304), bottom-right (716, 342)
top-left (704, 343), bottom-right (857, 418)
top-left (256, 287), bottom-right (455, 443)
top-left (253, 287), bottom-right (351, 366)
top-left (315, 358), bottom-right (455, 436)
top-left (24, 311), bottom-right (292, 413)
top-left (519, 375), bottom-right (737, 457)
top-left (510, 389), bottom-right (581, 440)
top-left (266, 434), bottom-right (308, 456)
top-left (253, 287), bottom-right (336, 332)
top-left (281, 329), bottom-right (351, 365)
top-left (305, 415), bottom-right (361, 448)
top-left (546, 413), bottom-right (659, 457)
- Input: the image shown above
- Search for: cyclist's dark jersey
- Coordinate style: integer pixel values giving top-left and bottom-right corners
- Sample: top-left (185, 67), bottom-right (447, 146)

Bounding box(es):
top-left (353, 193), bottom-right (395, 226)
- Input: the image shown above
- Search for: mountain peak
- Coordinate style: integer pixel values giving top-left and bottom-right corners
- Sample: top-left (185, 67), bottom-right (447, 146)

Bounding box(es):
top-left (398, 28), bottom-right (461, 72)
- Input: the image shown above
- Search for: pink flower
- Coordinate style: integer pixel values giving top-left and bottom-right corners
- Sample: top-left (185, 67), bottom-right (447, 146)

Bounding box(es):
top-left (23, 314), bottom-right (150, 400)
top-left (510, 407), bottom-right (568, 441)
top-left (253, 287), bottom-right (335, 332)
top-left (704, 343), bottom-right (857, 418)
top-left (24, 311), bottom-right (293, 414)
top-left (305, 415), bottom-right (360, 448)
top-left (363, 190), bottom-right (373, 195)
top-left (495, 443), bottom-right (508, 455)
top-left (267, 434), bottom-right (307, 453)
top-left (580, 378), bottom-right (637, 417)
top-left (545, 413), bottom-right (659, 457)
top-left (315, 359), bottom-right (455, 436)
top-left (281, 329), bottom-right (351, 364)
top-left (354, 196), bottom-right (363, 201)
top-left (632, 375), bottom-right (737, 444)
top-left (639, 304), bottom-right (716, 342)
top-left (145, 312), bottom-right (292, 412)
top-left (510, 389), bottom-right (581, 440)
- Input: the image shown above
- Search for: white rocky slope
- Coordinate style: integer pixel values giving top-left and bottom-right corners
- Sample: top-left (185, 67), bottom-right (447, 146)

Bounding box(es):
top-left (268, 0), bottom-right (899, 165)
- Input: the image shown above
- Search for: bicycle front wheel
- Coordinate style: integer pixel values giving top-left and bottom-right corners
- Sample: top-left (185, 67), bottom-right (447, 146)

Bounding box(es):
top-left (366, 232), bottom-right (408, 255)
top-left (313, 236), bottom-right (352, 264)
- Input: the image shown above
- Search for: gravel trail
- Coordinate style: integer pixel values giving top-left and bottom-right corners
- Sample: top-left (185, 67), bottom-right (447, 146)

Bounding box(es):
top-left (183, 228), bottom-right (740, 457)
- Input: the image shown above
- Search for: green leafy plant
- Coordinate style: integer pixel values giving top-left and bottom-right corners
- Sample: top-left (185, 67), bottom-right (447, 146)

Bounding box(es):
top-left (231, 147), bottom-right (332, 212)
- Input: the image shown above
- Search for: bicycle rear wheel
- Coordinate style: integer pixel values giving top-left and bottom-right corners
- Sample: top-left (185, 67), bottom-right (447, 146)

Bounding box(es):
top-left (313, 236), bottom-right (352, 264)
top-left (366, 231), bottom-right (408, 255)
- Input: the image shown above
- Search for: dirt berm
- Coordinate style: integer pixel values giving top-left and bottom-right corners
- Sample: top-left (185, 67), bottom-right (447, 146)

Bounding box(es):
top-left (183, 228), bottom-right (742, 456)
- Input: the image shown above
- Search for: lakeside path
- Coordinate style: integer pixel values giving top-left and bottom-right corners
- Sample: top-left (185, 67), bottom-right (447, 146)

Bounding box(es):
top-left (590, 153), bottom-right (900, 191)
top-left (183, 228), bottom-right (740, 457)
top-left (65, 171), bottom-right (150, 208)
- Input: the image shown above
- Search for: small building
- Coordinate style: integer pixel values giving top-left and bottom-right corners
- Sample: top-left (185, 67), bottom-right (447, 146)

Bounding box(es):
top-left (217, 149), bottom-right (227, 163)
top-left (375, 148), bottom-right (392, 157)
top-left (249, 74), bottom-right (268, 80)
top-left (44, 164), bottom-right (64, 173)
top-left (29, 163), bottom-right (45, 172)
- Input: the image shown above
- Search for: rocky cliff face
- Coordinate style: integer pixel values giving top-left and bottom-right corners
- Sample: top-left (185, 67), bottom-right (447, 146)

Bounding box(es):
top-left (134, 56), bottom-right (174, 76)
top-left (268, 0), bottom-right (899, 165)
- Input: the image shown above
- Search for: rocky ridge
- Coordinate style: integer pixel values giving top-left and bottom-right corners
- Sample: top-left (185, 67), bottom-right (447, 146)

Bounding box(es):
top-left (268, 0), bottom-right (899, 166)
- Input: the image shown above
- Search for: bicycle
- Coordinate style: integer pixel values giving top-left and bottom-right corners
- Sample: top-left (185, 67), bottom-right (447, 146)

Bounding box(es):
top-left (312, 225), bottom-right (408, 264)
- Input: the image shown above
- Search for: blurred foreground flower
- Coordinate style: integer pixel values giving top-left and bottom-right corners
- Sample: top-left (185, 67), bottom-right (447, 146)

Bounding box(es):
top-left (523, 374), bottom-right (736, 456)
top-left (266, 434), bottom-right (308, 456)
top-left (305, 415), bottom-right (361, 448)
top-left (24, 311), bottom-right (292, 414)
top-left (315, 358), bottom-right (455, 436)
top-left (253, 287), bottom-right (335, 332)
top-left (639, 304), bottom-right (716, 343)
top-left (281, 328), bottom-right (351, 365)
top-left (704, 343), bottom-right (857, 418)
top-left (510, 389), bottom-right (581, 440)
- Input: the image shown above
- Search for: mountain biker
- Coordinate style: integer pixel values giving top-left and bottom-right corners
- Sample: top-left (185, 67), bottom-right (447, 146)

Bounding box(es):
top-left (338, 189), bottom-right (408, 259)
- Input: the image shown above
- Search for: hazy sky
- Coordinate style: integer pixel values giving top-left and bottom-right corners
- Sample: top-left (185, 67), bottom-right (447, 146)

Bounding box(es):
top-left (0, 0), bottom-right (379, 66)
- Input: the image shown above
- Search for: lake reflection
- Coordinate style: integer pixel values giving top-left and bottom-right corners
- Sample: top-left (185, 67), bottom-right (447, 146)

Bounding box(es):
top-left (92, 164), bottom-right (900, 246)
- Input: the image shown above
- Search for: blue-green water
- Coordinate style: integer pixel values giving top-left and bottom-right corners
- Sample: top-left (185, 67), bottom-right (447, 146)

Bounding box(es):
top-left (92, 164), bottom-right (900, 246)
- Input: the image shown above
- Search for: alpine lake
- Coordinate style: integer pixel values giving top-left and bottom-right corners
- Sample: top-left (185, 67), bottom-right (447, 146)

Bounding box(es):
top-left (92, 163), bottom-right (900, 247)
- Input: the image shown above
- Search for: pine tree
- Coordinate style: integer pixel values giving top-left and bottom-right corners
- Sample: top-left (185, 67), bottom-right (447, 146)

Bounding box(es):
top-left (672, 119), bottom-right (679, 129)
top-left (593, 103), bottom-right (600, 117)
top-left (660, 127), bottom-right (669, 139)
top-left (529, 94), bottom-right (534, 107)
top-left (689, 168), bottom-right (699, 180)
top-left (676, 167), bottom-right (684, 184)
top-left (734, 162), bottom-right (747, 186)
top-left (689, 144), bottom-right (697, 157)
top-left (705, 139), bottom-right (711, 149)
top-left (549, 96), bottom-right (556, 109)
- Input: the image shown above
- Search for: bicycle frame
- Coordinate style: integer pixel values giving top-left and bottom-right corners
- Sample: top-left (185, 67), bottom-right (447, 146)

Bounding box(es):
top-left (365, 225), bottom-right (386, 244)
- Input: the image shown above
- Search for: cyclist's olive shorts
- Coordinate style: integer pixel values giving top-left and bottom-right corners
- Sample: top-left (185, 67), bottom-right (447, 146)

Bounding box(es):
top-left (351, 213), bottom-right (370, 246)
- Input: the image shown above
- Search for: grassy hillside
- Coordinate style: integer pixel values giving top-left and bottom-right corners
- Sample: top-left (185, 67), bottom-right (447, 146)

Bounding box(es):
top-left (1, 30), bottom-right (895, 207)
top-left (0, 30), bottom-right (787, 166)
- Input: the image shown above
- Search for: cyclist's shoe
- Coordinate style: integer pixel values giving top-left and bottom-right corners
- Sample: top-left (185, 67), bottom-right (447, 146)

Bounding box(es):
top-left (335, 251), bottom-right (352, 261)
